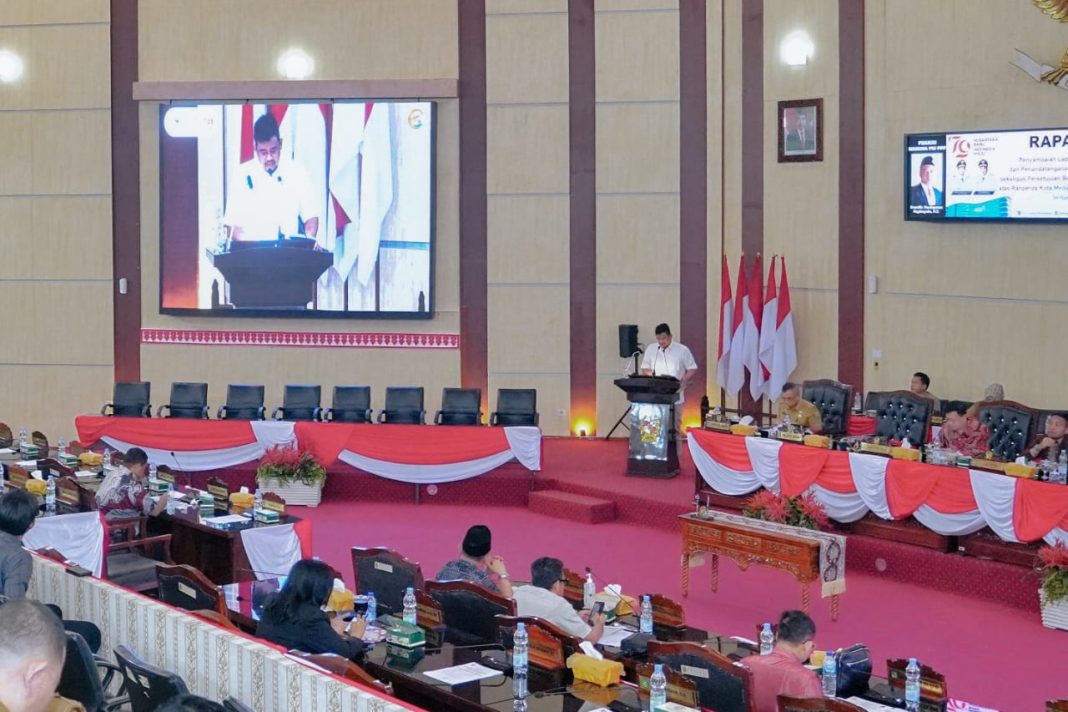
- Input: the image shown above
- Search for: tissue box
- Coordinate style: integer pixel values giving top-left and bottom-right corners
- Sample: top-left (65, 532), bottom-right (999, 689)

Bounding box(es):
top-left (730, 424), bottom-right (758, 437)
top-left (229, 492), bottom-right (254, 512)
top-left (859, 442), bottom-right (892, 456)
top-left (253, 508), bottom-right (280, 524)
top-left (1004, 463), bottom-right (1038, 479)
top-left (19, 444), bottom-right (41, 458)
top-left (803, 435), bottom-right (832, 449)
top-left (148, 479), bottom-right (170, 495)
top-left (890, 447), bottom-right (920, 461)
top-left (58, 452), bottom-right (79, 467)
top-left (382, 617), bottom-right (426, 648)
top-left (327, 588), bottom-right (355, 612)
top-left (566, 654), bottom-right (623, 687)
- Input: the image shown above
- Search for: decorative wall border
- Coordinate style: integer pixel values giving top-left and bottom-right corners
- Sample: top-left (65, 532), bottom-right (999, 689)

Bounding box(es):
top-left (141, 329), bottom-right (459, 349)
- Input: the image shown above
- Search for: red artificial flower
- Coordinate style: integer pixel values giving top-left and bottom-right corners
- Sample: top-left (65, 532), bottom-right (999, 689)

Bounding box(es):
top-left (1039, 542), bottom-right (1068, 571)
top-left (797, 492), bottom-right (830, 529)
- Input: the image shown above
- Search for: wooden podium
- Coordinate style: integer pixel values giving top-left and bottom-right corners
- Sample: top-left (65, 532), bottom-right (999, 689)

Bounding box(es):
top-left (213, 239), bottom-right (333, 309)
top-left (613, 375), bottom-right (680, 478)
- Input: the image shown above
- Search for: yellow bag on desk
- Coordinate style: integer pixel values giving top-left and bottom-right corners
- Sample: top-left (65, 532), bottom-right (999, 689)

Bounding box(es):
top-left (327, 587), bottom-right (354, 612)
top-left (26, 479), bottom-right (47, 496)
top-left (566, 653), bottom-right (623, 687)
top-left (79, 452), bottom-right (103, 467)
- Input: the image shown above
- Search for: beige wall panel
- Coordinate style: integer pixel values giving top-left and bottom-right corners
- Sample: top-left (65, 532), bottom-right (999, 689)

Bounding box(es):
top-left (486, 13), bottom-right (568, 104)
top-left (0, 196), bottom-right (112, 279)
top-left (705, 0), bottom-right (726, 393)
top-left (487, 105), bottom-right (570, 194)
top-left (487, 195), bottom-right (569, 284)
top-left (596, 0), bottom-right (678, 11)
top-left (0, 25), bottom-right (109, 111)
top-left (487, 0), bottom-right (567, 13)
top-left (864, 296), bottom-right (1068, 408)
top-left (0, 113), bottom-right (34, 195)
top-left (140, 346), bottom-right (460, 415)
top-left (0, 364), bottom-right (113, 443)
top-left (785, 289), bottom-right (837, 383)
top-left (487, 284), bottom-right (570, 374)
top-left (596, 103), bottom-right (680, 193)
top-left (595, 7), bottom-right (679, 102)
top-left (865, 0), bottom-right (1068, 400)
top-left (0, 0), bottom-right (107, 25)
top-left (763, 0), bottom-right (838, 100)
top-left (720, 0), bottom-right (743, 263)
top-left (0, 283), bottom-right (111, 364)
top-left (487, 372), bottom-right (569, 435)
top-left (139, 0), bottom-right (458, 82)
top-left (30, 110), bottom-right (111, 194)
top-left (596, 194), bottom-right (679, 284)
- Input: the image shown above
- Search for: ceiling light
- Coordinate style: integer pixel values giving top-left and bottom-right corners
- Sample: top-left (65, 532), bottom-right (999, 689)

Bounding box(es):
top-left (0, 50), bottom-right (24, 83)
top-left (277, 49), bottom-right (314, 80)
top-left (780, 31), bottom-right (814, 67)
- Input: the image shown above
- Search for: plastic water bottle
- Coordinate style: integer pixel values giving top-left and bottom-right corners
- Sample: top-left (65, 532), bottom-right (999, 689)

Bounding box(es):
top-left (165, 482), bottom-right (176, 515)
top-left (45, 475), bottom-right (56, 514)
top-left (853, 392), bottom-right (863, 413)
top-left (759, 623), bottom-right (774, 655)
top-left (149, 463), bottom-right (158, 480)
top-left (583, 572), bottom-right (596, 609)
top-left (639, 594), bottom-right (654, 634)
top-left (18, 427), bottom-right (27, 451)
top-left (402, 586), bottom-right (417, 624)
top-left (649, 663), bottom-right (668, 710)
top-left (512, 698), bottom-right (527, 712)
top-left (56, 438), bottom-right (66, 457)
top-left (905, 657), bottom-right (921, 711)
top-left (822, 652), bottom-right (837, 697)
top-left (253, 488), bottom-right (263, 514)
top-left (102, 447), bottom-right (112, 468)
top-left (512, 621), bottom-right (528, 698)
top-left (1057, 450), bottom-right (1067, 485)
top-left (366, 592), bottom-right (377, 622)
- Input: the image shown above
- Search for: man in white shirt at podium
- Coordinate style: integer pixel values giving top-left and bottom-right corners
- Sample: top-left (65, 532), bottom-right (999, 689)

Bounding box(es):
top-left (639, 323), bottom-right (698, 436)
top-left (223, 113), bottom-right (321, 244)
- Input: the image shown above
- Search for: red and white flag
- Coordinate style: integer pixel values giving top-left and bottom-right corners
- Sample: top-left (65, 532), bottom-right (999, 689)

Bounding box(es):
top-left (725, 255), bottom-right (748, 396)
top-left (715, 254), bottom-right (733, 389)
top-left (757, 256), bottom-right (778, 398)
top-left (744, 254), bottom-right (765, 399)
top-left (769, 258), bottom-right (798, 398)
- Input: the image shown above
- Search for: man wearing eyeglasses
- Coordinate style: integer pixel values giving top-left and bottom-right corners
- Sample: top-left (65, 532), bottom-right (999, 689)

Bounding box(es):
top-left (741, 610), bottom-right (823, 712)
top-left (511, 557), bottom-right (605, 642)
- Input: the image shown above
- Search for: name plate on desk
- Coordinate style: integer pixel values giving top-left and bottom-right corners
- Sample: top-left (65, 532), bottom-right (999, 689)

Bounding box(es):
top-left (705, 422), bottom-right (732, 433)
top-left (890, 447), bottom-right (920, 461)
top-left (859, 442), bottom-right (892, 456)
top-left (775, 431), bottom-right (804, 443)
top-left (972, 458), bottom-right (1006, 473)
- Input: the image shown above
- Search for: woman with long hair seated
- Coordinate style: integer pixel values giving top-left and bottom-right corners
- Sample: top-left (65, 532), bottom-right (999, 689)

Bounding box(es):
top-left (256, 558), bottom-right (366, 660)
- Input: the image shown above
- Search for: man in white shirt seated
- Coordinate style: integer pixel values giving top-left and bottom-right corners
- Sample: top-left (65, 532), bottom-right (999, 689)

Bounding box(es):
top-left (512, 557), bottom-right (605, 643)
top-left (639, 322), bottom-right (699, 435)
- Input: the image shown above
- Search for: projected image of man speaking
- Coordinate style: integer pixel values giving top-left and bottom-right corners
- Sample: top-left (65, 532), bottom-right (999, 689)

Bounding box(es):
top-left (223, 113), bottom-right (321, 243)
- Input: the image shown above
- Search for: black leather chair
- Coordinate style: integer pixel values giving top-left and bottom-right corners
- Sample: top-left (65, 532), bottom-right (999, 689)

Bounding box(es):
top-left (351, 547), bottom-right (425, 616)
top-left (324, 386), bottom-right (373, 423)
top-left (216, 385), bottom-right (266, 420)
top-left (863, 390), bottom-right (891, 414)
top-left (976, 400), bottom-right (1036, 460)
top-left (802, 379), bottom-right (852, 436)
top-left (378, 387), bottom-right (425, 424)
top-left (490, 388), bottom-right (538, 426)
top-left (102, 382), bottom-right (151, 418)
top-left (113, 645), bottom-right (189, 712)
top-left (272, 384), bottom-right (322, 421)
top-left (425, 580), bottom-right (516, 646)
top-left (156, 382), bottom-right (209, 419)
top-left (873, 390), bottom-right (932, 444)
top-left (434, 388), bottom-right (482, 426)
top-left (156, 564), bottom-right (227, 615)
top-left (649, 641), bottom-right (754, 712)
top-left (57, 632), bottom-right (126, 712)
top-left (223, 699), bottom-right (257, 712)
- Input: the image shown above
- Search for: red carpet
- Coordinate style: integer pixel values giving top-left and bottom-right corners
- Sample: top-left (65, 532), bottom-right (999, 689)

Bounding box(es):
top-left (298, 500), bottom-right (1062, 711)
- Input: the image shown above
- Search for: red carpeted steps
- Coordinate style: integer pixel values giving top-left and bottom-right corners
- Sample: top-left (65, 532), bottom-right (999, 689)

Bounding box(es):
top-left (528, 489), bottom-right (617, 524)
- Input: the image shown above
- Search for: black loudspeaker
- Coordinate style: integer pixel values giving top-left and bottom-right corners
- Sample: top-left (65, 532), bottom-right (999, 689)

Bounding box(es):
top-left (618, 324), bottom-right (639, 358)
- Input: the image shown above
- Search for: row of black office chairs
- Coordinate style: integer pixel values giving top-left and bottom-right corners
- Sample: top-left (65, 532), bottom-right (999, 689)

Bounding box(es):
top-left (103, 382), bottom-right (539, 426)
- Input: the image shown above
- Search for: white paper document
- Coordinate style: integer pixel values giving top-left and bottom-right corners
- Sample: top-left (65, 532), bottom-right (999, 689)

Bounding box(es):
top-left (844, 699), bottom-right (900, 711)
top-left (422, 662), bottom-right (503, 685)
top-left (203, 514), bottom-right (247, 525)
top-left (598, 624), bottom-right (636, 648)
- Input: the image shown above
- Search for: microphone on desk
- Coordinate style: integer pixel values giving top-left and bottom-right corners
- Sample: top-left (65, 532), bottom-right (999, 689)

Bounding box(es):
top-left (169, 450), bottom-right (194, 489)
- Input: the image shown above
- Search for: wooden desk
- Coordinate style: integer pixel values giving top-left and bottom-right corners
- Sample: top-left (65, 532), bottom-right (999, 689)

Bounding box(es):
top-left (680, 513), bottom-right (841, 619)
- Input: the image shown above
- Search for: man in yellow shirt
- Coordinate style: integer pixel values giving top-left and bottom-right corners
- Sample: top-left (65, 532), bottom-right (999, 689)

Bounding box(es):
top-left (777, 382), bottom-right (823, 434)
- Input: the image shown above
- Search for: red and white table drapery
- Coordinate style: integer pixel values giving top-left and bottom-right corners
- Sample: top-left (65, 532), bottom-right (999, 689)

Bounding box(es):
top-left (689, 430), bottom-right (1068, 546)
top-left (295, 422), bottom-right (542, 484)
top-left (240, 520), bottom-right (313, 581)
top-left (75, 415), bottom-right (296, 471)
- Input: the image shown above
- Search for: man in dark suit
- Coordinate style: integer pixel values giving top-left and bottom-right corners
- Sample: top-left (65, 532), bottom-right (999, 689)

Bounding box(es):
top-left (784, 111), bottom-right (816, 153)
top-left (909, 155), bottom-right (942, 206)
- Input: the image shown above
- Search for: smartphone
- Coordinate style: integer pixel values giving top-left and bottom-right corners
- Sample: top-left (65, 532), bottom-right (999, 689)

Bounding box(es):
top-left (588, 601), bottom-right (605, 621)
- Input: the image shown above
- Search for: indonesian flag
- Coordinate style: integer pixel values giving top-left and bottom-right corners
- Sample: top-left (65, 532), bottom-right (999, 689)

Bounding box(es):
top-left (725, 255), bottom-right (748, 396)
top-left (744, 254), bottom-right (764, 399)
top-left (328, 103), bottom-right (366, 282)
top-left (715, 254), bottom-right (733, 390)
top-left (757, 256), bottom-right (778, 398)
top-left (769, 258), bottom-right (798, 398)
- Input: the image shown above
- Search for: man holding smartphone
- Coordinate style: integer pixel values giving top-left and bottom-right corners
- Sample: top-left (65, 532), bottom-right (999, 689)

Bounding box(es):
top-left (512, 557), bottom-right (605, 642)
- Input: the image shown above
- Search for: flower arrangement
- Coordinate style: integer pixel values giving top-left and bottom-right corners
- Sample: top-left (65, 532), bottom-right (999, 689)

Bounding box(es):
top-left (256, 446), bottom-right (327, 487)
top-left (742, 490), bottom-right (829, 531)
top-left (1038, 541), bottom-right (1068, 606)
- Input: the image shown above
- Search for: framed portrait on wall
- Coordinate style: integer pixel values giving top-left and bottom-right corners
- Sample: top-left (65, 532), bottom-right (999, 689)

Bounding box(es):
top-left (778, 98), bottom-right (823, 163)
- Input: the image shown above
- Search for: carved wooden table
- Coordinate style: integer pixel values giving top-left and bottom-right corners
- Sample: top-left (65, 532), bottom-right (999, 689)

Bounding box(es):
top-left (679, 513), bottom-right (841, 620)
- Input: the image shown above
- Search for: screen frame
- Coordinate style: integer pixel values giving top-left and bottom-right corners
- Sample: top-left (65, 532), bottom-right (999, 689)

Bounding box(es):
top-left (157, 100), bottom-right (437, 320)
top-left (903, 126), bottom-right (1068, 225)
